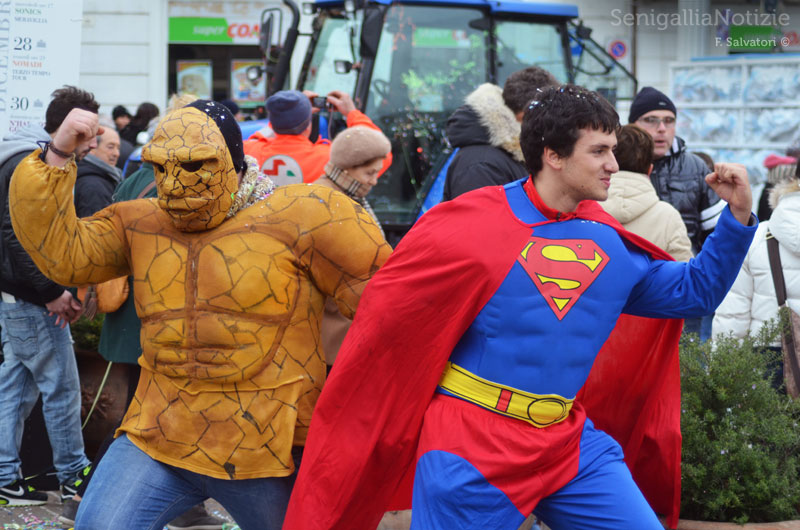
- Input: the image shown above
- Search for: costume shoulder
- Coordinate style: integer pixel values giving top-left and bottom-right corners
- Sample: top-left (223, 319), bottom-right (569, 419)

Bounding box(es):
top-left (251, 183), bottom-right (392, 301)
top-left (577, 199), bottom-right (674, 262)
top-left (102, 196), bottom-right (162, 227)
top-left (284, 186), bottom-right (533, 530)
top-left (257, 183), bottom-right (385, 243)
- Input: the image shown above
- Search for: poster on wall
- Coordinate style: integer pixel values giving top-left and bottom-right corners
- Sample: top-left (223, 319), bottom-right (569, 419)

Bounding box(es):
top-left (231, 59), bottom-right (265, 108)
top-left (0, 0), bottom-right (83, 137)
top-left (177, 60), bottom-right (212, 99)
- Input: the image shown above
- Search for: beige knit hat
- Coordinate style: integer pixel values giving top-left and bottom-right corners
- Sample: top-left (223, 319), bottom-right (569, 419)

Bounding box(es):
top-left (329, 126), bottom-right (391, 170)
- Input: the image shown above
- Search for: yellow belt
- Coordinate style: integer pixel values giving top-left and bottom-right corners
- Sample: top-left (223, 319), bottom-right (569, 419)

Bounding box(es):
top-left (437, 362), bottom-right (573, 428)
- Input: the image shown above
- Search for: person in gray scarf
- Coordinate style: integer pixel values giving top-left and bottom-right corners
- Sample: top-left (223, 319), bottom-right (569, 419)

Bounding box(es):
top-left (314, 125), bottom-right (392, 371)
top-left (317, 126), bottom-right (391, 234)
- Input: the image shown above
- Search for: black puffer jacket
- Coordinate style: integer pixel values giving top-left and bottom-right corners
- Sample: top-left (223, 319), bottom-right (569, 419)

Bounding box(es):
top-left (0, 130), bottom-right (66, 306)
top-left (649, 136), bottom-right (722, 254)
top-left (443, 83), bottom-right (528, 201)
top-left (75, 154), bottom-right (123, 217)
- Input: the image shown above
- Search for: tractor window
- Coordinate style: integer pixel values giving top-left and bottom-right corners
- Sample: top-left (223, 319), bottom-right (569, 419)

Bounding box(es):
top-left (367, 5), bottom-right (486, 114)
top-left (305, 13), bottom-right (361, 96)
top-left (568, 23), bottom-right (637, 103)
top-left (366, 4), bottom-right (487, 235)
top-left (495, 21), bottom-right (568, 85)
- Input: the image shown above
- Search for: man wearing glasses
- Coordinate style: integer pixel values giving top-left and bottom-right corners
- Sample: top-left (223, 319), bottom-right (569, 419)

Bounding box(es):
top-left (629, 86), bottom-right (724, 257)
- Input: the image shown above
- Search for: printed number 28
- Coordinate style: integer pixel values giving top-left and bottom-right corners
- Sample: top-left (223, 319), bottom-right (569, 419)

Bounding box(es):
top-left (14, 37), bottom-right (32, 51)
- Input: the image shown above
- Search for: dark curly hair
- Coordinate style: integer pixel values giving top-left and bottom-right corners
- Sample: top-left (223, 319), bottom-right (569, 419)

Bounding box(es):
top-left (45, 86), bottom-right (99, 133)
top-left (502, 66), bottom-right (559, 114)
top-left (521, 84), bottom-right (619, 176)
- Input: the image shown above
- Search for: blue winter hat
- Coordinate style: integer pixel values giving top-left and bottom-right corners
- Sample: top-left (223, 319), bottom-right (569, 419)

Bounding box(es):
top-left (266, 90), bottom-right (312, 135)
top-left (628, 86), bottom-right (677, 124)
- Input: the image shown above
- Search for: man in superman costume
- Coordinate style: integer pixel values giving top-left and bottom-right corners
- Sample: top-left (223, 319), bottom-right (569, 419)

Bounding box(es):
top-left (284, 85), bottom-right (758, 529)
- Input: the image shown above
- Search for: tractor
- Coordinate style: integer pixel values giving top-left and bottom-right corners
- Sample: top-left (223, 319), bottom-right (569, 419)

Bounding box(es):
top-left (255, 0), bottom-right (636, 244)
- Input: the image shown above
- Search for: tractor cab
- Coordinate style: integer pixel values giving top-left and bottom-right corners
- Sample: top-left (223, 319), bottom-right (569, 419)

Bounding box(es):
top-left (262, 0), bottom-right (636, 244)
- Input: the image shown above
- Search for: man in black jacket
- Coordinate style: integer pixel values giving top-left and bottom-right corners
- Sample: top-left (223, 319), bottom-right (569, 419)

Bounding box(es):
top-left (0, 86), bottom-right (94, 507)
top-left (629, 87), bottom-right (724, 256)
top-left (442, 66), bottom-right (557, 200)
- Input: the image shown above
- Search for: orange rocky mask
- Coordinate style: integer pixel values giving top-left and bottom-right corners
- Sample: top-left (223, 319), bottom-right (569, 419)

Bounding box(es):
top-left (142, 106), bottom-right (239, 232)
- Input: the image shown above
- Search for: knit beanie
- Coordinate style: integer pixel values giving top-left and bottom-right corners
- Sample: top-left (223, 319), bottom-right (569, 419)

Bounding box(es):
top-left (266, 90), bottom-right (312, 135)
top-left (185, 99), bottom-right (245, 173)
top-left (328, 126), bottom-right (391, 170)
top-left (628, 87), bottom-right (677, 124)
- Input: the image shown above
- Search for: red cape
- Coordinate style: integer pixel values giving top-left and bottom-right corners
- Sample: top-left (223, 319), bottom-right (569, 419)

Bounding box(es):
top-left (283, 183), bottom-right (682, 529)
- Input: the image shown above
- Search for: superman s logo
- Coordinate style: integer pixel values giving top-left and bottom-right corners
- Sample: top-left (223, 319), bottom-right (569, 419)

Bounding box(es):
top-left (517, 237), bottom-right (609, 320)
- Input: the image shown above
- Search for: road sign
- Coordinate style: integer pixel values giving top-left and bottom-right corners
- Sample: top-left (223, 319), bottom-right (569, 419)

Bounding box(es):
top-left (609, 40), bottom-right (627, 59)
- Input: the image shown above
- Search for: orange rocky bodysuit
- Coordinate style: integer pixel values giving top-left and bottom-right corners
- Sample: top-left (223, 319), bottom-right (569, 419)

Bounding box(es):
top-left (9, 106), bottom-right (391, 480)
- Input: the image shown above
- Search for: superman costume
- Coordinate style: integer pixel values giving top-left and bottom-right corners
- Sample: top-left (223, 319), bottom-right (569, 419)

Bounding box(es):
top-left (283, 177), bottom-right (757, 530)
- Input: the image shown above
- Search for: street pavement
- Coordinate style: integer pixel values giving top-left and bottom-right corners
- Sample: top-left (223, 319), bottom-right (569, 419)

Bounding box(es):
top-left (0, 493), bottom-right (234, 530)
top-left (1, 498), bottom-right (539, 529)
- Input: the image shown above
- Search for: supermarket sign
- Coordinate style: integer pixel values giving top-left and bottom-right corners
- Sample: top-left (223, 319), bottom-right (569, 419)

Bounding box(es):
top-left (169, 17), bottom-right (262, 44)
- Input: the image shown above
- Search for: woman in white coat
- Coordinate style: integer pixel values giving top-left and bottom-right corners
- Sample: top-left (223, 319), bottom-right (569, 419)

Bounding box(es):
top-left (712, 175), bottom-right (800, 342)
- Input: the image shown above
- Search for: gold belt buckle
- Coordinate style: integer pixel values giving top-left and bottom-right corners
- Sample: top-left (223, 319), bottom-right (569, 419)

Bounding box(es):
top-left (438, 362), bottom-right (573, 428)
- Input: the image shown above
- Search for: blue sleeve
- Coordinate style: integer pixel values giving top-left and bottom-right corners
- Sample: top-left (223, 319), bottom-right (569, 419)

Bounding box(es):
top-left (624, 206), bottom-right (758, 318)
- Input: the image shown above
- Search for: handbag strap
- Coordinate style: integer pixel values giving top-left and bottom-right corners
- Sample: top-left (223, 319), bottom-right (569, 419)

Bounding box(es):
top-left (767, 229), bottom-right (800, 391)
top-left (766, 230), bottom-right (788, 307)
top-left (136, 180), bottom-right (157, 199)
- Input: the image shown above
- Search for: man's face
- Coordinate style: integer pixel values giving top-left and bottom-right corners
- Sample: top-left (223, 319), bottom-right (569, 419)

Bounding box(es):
top-left (91, 129), bottom-right (120, 167)
top-left (557, 128), bottom-right (619, 204)
top-left (142, 107), bottom-right (238, 232)
top-left (635, 110), bottom-right (676, 159)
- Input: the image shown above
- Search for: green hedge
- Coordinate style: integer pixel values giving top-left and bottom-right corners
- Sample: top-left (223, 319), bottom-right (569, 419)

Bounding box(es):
top-left (680, 321), bottom-right (800, 523)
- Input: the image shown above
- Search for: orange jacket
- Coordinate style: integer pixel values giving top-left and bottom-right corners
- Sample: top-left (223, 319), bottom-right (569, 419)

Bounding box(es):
top-left (243, 110), bottom-right (392, 184)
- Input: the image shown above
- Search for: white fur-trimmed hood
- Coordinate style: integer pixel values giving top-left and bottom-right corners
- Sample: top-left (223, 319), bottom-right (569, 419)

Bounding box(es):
top-left (768, 177), bottom-right (800, 209)
top-left (464, 83), bottom-right (524, 163)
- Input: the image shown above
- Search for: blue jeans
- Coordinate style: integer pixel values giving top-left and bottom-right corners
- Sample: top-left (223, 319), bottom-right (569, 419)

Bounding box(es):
top-left (75, 434), bottom-right (303, 530)
top-left (0, 297), bottom-right (89, 486)
top-left (683, 314), bottom-right (714, 342)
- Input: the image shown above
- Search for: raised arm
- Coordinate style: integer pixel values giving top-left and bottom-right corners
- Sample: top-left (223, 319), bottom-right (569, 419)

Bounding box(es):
top-left (625, 163), bottom-right (757, 318)
top-left (9, 109), bottom-right (131, 286)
